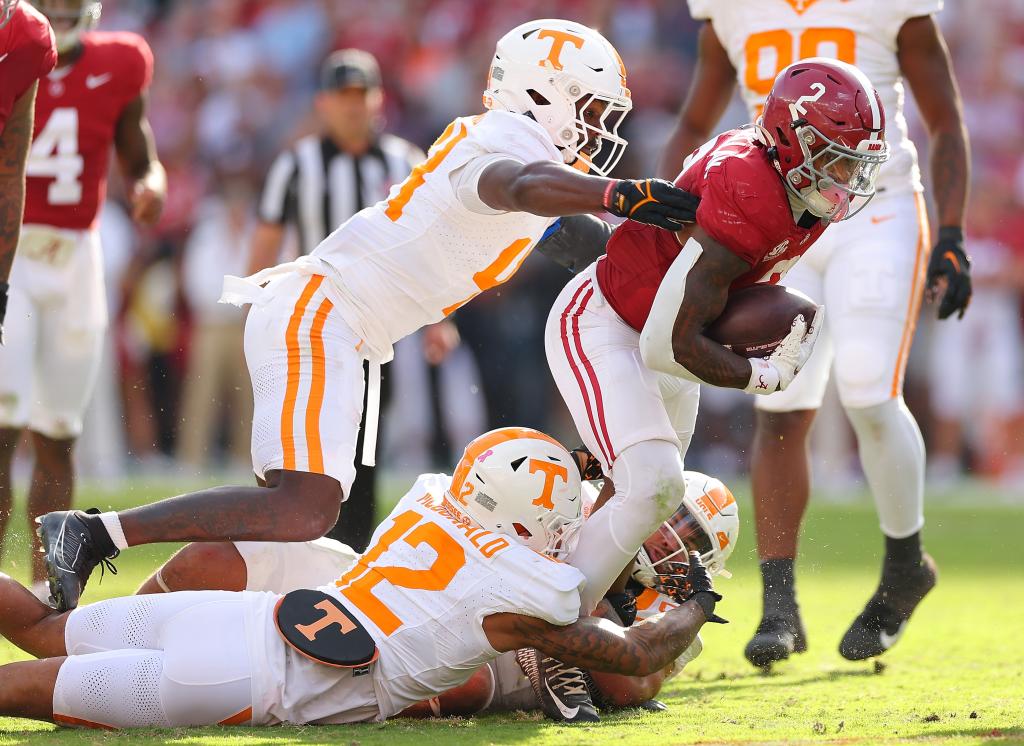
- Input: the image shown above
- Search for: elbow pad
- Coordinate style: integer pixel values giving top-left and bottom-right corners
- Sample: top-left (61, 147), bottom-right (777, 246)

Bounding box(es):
top-left (639, 237), bottom-right (704, 380)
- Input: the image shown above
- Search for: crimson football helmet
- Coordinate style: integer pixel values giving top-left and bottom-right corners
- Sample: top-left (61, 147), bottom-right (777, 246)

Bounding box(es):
top-left (0, 0), bottom-right (18, 31)
top-left (36, 0), bottom-right (101, 54)
top-left (758, 57), bottom-right (889, 223)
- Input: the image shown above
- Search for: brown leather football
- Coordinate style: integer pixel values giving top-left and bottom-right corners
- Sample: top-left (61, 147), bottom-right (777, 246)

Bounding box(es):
top-left (705, 285), bottom-right (820, 359)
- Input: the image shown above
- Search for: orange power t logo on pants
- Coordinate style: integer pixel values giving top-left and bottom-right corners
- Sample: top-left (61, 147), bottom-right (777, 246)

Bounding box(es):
top-left (529, 459), bottom-right (569, 509)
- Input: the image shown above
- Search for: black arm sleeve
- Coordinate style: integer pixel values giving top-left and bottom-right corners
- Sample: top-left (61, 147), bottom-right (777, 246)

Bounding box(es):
top-left (535, 214), bottom-right (614, 274)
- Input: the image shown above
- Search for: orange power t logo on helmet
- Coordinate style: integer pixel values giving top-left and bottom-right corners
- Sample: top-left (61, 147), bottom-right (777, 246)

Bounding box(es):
top-left (537, 28), bottom-right (584, 71)
top-left (528, 459), bottom-right (569, 509)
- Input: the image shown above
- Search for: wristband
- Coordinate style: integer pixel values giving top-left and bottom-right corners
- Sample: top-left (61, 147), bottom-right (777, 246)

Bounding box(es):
top-left (744, 358), bottom-right (780, 395)
top-left (601, 180), bottom-right (618, 212)
top-left (937, 226), bottom-right (964, 244)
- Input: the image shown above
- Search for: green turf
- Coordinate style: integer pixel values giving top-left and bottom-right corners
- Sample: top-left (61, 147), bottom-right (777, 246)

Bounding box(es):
top-left (0, 478), bottom-right (1021, 745)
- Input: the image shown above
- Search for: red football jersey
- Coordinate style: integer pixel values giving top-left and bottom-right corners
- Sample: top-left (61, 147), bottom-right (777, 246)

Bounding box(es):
top-left (0, 3), bottom-right (57, 134)
top-left (24, 31), bottom-right (153, 230)
top-left (597, 128), bottom-right (828, 333)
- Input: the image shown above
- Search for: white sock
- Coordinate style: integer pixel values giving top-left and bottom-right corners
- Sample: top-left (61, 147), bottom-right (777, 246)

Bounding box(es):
top-left (846, 397), bottom-right (925, 539)
top-left (98, 512), bottom-right (130, 551)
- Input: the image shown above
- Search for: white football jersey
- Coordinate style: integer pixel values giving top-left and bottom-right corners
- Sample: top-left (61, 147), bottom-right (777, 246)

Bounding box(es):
top-left (322, 473), bottom-right (585, 718)
top-left (689, 0), bottom-right (943, 196)
top-left (310, 111), bottom-right (560, 362)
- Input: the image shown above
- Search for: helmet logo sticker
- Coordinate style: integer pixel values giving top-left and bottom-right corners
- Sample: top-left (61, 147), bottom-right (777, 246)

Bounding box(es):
top-left (475, 492), bottom-right (497, 512)
top-left (477, 449), bottom-right (494, 463)
top-left (528, 459), bottom-right (569, 509)
top-left (537, 29), bottom-right (584, 71)
top-left (789, 81), bottom-right (826, 119)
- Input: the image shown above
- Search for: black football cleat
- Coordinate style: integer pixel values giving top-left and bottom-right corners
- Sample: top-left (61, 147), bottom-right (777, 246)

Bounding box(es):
top-left (516, 648), bottom-right (600, 723)
top-left (36, 509), bottom-right (119, 612)
top-left (744, 612), bottom-right (807, 669)
top-left (839, 553), bottom-right (937, 661)
top-left (639, 699), bottom-right (668, 712)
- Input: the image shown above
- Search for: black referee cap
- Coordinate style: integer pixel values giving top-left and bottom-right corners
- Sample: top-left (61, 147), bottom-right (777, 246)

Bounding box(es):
top-left (319, 49), bottom-right (382, 92)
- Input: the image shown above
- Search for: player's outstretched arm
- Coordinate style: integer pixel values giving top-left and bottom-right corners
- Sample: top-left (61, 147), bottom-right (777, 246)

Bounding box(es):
top-left (0, 82), bottom-right (38, 281)
top-left (898, 15), bottom-right (972, 320)
top-left (115, 92), bottom-right (166, 227)
top-left (476, 159), bottom-right (699, 230)
top-left (657, 22), bottom-right (736, 180)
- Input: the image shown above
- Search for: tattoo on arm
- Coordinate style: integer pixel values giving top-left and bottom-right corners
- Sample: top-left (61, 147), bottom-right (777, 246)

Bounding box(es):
top-left (670, 231), bottom-right (754, 388)
top-left (0, 82), bottom-right (38, 282)
top-left (502, 602), bottom-right (705, 677)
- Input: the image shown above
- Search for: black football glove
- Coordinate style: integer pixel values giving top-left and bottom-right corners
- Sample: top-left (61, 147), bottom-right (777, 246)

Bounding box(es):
top-left (0, 281), bottom-right (8, 346)
top-left (926, 226), bottom-right (972, 320)
top-left (603, 178), bottom-right (699, 231)
top-left (571, 446), bottom-right (605, 481)
top-left (651, 552), bottom-right (728, 624)
top-left (605, 589), bottom-right (638, 627)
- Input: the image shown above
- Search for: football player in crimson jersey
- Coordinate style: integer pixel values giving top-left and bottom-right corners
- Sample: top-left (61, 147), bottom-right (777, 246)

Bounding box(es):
top-left (0, 0), bottom-right (165, 594)
top-left (659, 0), bottom-right (970, 667)
top-left (0, 0), bottom-right (57, 344)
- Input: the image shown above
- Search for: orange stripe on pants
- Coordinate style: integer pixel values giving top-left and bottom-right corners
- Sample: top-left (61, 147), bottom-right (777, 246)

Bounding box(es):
top-left (53, 713), bottom-right (117, 730)
top-left (890, 193), bottom-right (931, 397)
top-left (282, 275), bottom-right (325, 470)
top-left (218, 706), bottom-right (253, 726)
top-left (305, 297), bottom-right (334, 473)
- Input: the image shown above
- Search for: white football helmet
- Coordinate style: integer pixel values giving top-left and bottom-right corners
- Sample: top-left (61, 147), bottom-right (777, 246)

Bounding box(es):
top-left (0, 0), bottom-right (19, 31)
top-left (633, 471), bottom-right (740, 584)
top-left (448, 427), bottom-right (582, 555)
top-left (483, 18), bottom-right (632, 176)
top-left (36, 0), bottom-right (101, 54)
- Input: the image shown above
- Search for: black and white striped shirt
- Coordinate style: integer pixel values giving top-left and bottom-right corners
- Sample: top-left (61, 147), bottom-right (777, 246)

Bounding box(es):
top-left (257, 133), bottom-right (425, 254)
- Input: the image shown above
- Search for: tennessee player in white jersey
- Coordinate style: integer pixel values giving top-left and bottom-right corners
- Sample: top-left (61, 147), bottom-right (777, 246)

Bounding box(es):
top-left (0, 428), bottom-right (723, 729)
top-left (39, 18), bottom-right (701, 613)
top-left (127, 468), bottom-right (738, 722)
top-left (659, 0), bottom-right (971, 666)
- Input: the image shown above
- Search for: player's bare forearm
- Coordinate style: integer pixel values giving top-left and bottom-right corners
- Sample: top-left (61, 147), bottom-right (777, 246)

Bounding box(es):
top-left (927, 126), bottom-right (969, 228)
top-left (657, 22), bottom-right (737, 179)
top-left (115, 93), bottom-right (166, 225)
top-left (898, 14), bottom-right (970, 228)
top-left (486, 602), bottom-right (706, 677)
top-left (0, 82), bottom-right (37, 282)
top-left (670, 236), bottom-right (754, 388)
top-left (479, 159), bottom-right (611, 217)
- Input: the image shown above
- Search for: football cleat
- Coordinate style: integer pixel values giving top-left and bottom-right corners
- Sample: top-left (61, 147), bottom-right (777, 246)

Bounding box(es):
top-left (516, 648), bottom-right (600, 723)
top-left (839, 553), bottom-right (937, 661)
top-left (36, 509), bottom-right (119, 612)
top-left (744, 612), bottom-right (807, 669)
top-left (639, 699), bottom-right (668, 712)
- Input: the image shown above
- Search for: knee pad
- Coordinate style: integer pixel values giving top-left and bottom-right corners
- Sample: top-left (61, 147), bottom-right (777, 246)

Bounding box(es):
top-left (609, 439), bottom-right (686, 524)
top-left (53, 650), bottom-right (170, 729)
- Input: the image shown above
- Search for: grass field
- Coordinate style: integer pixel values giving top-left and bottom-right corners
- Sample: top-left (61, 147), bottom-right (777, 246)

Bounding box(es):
top-left (0, 477), bottom-right (1021, 745)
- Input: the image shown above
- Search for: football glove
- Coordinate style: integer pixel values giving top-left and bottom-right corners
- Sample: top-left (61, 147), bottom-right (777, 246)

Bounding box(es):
top-left (603, 178), bottom-right (700, 231)
top-left (650, 552), bottom-right (728, 624)
top-left (745, 309), bottom-right (824, 395)
top-left (0, 281), bottom-right (8, 346)
top-left (571, 446), bottom-right (605, 481)
top-left (926, 226), bottom-right (972, 320)
top-left (605, 589), bottom-right (638, 627)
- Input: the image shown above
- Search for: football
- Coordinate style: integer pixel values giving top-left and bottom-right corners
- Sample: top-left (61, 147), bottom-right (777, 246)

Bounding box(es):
top-left (705, 285), bottom-right (820, 358)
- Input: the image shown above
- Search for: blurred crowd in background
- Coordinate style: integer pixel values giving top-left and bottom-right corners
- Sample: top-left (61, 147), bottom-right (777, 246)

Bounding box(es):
top-left (54, 0), bottom-right (1024, 490)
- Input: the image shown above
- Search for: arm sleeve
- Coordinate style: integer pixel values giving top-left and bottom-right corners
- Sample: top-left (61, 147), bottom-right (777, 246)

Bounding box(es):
top-left (257, 150), bottom-right (297, 224)
top-left (124, 35), bottom-right (155, 99)
top-left (875, 0), bottom-right (944, 46)
top-left (535, 214), bottom-right (614, 274)
top-left (514, 554), bottom-right (586, 627)
top-left (450, 154), bottom-right (524, 215)
top-left (686, 0), bottom-right (716, 20)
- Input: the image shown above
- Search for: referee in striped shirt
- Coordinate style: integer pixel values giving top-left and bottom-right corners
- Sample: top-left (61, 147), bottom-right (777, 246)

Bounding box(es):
top-left (250, 49), bottom-right (459, 551)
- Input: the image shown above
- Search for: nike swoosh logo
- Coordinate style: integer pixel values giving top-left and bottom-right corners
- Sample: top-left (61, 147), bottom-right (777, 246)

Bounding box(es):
top-left (543, 677), bottom-right (580, 720)
top-left (86, 73), bottom-right (113, 89)
top-left (879, 622), bottom-right (907, 649)
top-left (870, 214), bottom-right (896, 225)
top-left (0, 53), bottom-right (9, 64)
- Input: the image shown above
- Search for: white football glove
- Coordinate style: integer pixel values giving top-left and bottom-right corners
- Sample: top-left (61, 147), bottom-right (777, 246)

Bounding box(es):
top-left (744, 307), bottom-right (824, 395)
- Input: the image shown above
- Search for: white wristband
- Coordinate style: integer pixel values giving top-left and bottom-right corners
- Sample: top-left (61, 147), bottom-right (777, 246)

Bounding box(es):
top-left (744, 358), bottom-right (781, 395)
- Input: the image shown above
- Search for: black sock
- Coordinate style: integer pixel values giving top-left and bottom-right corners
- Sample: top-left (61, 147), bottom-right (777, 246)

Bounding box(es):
top-left (884, 532), bottom-right (922, 567)
top-left (760, 558), bottom-right (798, 617)
top-left (80, 509), bottom-right (118, 558)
